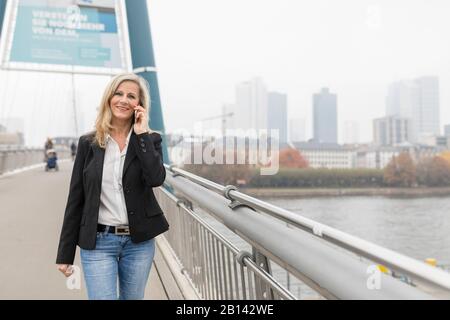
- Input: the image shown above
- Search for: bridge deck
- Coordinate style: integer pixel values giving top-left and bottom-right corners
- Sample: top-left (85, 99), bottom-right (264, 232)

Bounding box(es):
top-left (0, 161), bottom-right (183, 300)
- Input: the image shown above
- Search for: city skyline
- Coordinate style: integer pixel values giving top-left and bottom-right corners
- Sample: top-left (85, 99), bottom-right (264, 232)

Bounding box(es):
top-left (1, 73), bottom-right (447, 147)
top-left (162, 71), bottom-right (447, 144)
top-left (149, 0), bottom-right (450, 143)
top-left (174, 73), bottom-right (447, 144)
top-left (218, 75), bottom-right (445, 145)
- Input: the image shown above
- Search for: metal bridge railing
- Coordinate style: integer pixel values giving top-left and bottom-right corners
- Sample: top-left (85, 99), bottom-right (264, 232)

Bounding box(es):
top-left (0, 147), bottom-right (71, 175)
top-left (155, 186), bottom-right (296, 300)
top-left (161, 164), bottom-right (450, 299)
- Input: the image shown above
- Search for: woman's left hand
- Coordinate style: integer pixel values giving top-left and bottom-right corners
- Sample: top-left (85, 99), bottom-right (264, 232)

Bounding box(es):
top-left (133, 105), bottom-right (150, 135)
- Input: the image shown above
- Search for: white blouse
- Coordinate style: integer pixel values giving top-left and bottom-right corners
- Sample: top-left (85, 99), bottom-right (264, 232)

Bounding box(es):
top-left (98, 128), bottom-right (133, 227)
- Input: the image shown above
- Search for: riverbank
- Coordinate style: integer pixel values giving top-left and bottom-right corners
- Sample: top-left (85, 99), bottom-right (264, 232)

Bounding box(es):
top-left (240, 187), bottom-right (450, 198)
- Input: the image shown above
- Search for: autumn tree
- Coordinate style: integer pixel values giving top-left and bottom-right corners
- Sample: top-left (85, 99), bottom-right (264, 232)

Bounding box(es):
top-left (438, 151), bottom-right (450, 166)
top-left (416, 156), bottom-right (450, 187)
top-left (278, 148), bottom-right (309, 169)
top-left (383, 153), bottom-right (416, 187)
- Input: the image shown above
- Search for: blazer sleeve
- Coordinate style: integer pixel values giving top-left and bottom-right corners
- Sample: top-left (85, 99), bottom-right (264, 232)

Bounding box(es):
top-left (133, 132), bottom-right (166, 187)
top-left (56, 136), bottom-right (88, 264)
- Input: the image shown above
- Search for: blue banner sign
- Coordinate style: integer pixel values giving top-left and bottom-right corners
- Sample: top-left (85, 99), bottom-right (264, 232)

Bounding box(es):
top-left (9, 0), bottom-right (124, 69)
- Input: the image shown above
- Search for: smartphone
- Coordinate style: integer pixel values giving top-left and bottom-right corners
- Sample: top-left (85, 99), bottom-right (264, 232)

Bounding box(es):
top-left (133, 101), bottom-right (142, 124)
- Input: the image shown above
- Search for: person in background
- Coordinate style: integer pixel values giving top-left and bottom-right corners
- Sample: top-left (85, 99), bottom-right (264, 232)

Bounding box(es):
top-left (44, 137), bottom-right (54, 162)
top-left (70, 141), bottom-right (77, 161)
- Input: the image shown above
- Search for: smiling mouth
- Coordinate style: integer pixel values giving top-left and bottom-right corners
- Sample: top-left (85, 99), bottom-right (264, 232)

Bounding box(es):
top-left (117, 106), bottom-right (130, 112)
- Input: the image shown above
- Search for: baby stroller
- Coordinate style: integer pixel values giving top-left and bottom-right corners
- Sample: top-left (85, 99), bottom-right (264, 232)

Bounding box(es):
top-left (45, 149), bottom-right (59, 172)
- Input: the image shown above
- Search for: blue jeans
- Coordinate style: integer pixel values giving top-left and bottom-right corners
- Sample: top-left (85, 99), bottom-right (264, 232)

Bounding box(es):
top-left (80, 230), bottom-right (155, 300)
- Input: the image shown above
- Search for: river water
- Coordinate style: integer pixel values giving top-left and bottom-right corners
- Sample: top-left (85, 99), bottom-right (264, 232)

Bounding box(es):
top-left (263, 195), bottom-right (450, 265)
top-left (196, 195), bottom-right (450, 299)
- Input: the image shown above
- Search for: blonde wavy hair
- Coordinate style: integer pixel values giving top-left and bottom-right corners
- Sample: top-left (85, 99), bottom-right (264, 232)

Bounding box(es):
top-left (94, 73), bottom-right (152, 148)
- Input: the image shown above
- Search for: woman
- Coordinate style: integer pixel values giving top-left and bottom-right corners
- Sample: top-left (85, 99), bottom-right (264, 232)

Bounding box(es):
top-left (44, 137), bottom-right (54, 162)
top-left (56, 73), bottom-right (169, 300)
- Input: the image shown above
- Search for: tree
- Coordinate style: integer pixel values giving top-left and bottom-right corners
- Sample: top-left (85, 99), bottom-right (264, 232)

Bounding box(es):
top-left (278, 148), bottom-right (309, 169)
top-left (438, 151), bottom-right (450, 166)
top-left (416, 156), bottom-right (450, 187)
top-left (383, 153), bottom-right (416, 187)
top-left (182, 143), bottom-right (254, 186)
top-left (182, 163), bottom-right (253, 186)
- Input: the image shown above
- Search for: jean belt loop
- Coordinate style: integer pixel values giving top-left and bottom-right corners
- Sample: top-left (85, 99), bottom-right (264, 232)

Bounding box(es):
top-left (104, 225), bottom-right (110, 235)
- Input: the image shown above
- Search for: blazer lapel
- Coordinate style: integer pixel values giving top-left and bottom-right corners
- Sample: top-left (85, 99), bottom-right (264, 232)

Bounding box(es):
top-left (123, 132), bottom-right (137, 177)
top-left (92, 143), bottom-right (105, 186)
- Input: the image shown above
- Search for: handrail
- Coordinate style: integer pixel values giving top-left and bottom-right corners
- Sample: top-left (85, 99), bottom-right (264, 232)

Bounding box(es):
top-left (165, 164), bottom-right (450, 294)
top-left (158, 184), bottom-right (297, 299)
top-left (0, 147), bottom-right (71, 175)
top-left (177, 198), bottom-right (297, 300)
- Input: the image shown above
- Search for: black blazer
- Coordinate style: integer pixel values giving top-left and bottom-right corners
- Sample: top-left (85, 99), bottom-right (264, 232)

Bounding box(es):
top-left (56, 131), bottom-right (169, 265)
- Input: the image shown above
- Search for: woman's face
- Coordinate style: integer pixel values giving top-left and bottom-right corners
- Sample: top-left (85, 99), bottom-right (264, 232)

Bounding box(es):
top-left (110, 81), bottom-right (140, 123)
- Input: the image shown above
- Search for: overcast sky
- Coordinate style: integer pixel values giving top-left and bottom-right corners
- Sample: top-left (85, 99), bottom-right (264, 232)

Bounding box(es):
top-left (1, 0), bottom-right (450, 146)
top-left (148, 0), bottom-right (450, 142)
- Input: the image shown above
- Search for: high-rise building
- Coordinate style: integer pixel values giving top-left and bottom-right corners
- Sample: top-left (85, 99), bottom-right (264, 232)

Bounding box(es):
top-left (289, 118), bottom-right (306, 142)
top-left (267, 92), bottom-right (287, 143)
top-left (343, 121), bottom-right (360, 144)
top-left (234, 77), bottom-right (268, 132)
top-left (386, 76), bottom-right (440, 142)
top-left (373, 116), bottom-right (411, 146)
top-left (416, 76), bottom-right (440, 136)
top-left (313, 88), bottom-right (337, 143)
top-left (444, 124), bottom-right (450, 138)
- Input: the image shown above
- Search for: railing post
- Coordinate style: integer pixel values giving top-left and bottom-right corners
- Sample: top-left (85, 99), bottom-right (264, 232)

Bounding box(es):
top-left (252, 248), bottom-right (275, 299)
